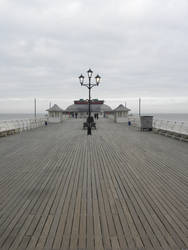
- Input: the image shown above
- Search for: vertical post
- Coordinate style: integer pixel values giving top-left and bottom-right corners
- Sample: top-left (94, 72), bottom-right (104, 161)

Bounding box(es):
top-left (34, 98), bottom-right (37, 120)
top-left (88, 77), bottom-right (92, 135)
top-left (139, 98), bottom-right (141, 116)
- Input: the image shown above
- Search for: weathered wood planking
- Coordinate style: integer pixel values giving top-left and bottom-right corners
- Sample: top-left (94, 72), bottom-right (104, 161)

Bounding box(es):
top-left (0, 118), bottom-right (187, 250)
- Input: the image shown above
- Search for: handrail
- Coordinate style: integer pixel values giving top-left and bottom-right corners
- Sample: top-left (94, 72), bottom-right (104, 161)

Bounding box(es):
top-left (0, 118), bottom-right (47, 134)
top-left (128, 116), bottom-right (188, 135)
top-left (153, 119), bottom-right (188, 135)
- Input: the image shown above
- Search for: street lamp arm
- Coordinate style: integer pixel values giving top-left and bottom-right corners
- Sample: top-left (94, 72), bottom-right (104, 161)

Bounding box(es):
top-left (81, 84), bottom-right (89, 88)
top-left (90, 84), bottom-right (98, 88)
top-left (81, 83), bottom-right (98, 88)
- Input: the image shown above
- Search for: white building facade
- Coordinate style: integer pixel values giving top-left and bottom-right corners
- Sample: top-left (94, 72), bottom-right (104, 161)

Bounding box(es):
top-left (105, 104), bottom-right (131, 123)
top-left (46, 104), bottom-right (64, 123)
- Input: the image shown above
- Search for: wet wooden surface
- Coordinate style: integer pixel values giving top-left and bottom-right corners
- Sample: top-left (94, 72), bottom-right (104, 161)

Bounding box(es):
top-left (0, 118), bottom-right (187, 250)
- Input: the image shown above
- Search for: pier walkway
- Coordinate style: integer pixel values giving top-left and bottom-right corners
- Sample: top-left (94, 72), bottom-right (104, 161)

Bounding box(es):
top-left (0, 118), bottom-right (187, 250)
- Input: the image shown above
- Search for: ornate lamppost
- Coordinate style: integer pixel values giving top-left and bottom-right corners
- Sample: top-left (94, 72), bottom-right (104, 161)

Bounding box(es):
top-left (79, 69), bottom-right (101, 135)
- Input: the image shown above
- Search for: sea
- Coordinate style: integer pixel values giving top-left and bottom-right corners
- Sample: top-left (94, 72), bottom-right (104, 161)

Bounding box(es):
top-left (0, 113), bottom-right (188, 123)
top-left (151, 113), bottom-right (188, 123)
top-left (0, 113), bottom-right (47, 121)
top-left (130, 113), bottom-right (188, 124)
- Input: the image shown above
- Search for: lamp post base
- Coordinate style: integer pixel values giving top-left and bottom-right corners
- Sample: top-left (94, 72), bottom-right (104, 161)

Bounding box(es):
top-left (87, 126), bottom-right (92, 135)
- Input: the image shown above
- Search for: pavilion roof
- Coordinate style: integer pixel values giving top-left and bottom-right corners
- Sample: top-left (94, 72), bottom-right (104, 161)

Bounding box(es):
top-left (46, 104), bottom-right (64, 112)
top-left (66, 103), bottom-right (112, 112)
top-left (113, 104), bottom-right (131, 112)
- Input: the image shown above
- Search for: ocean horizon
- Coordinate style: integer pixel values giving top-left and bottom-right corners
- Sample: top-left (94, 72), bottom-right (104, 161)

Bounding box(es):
top-left (0, 113), bottom-right (47, 121)
top-left (150, 113), bottom-right (188, 123)
top-left (0, 112), bottom-right (188, 123)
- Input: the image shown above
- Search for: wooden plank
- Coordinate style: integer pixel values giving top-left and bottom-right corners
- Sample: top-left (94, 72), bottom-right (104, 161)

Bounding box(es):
top-left (35, 215), bottom-right (53, 249)
top-left (52, 143), bottom-right (81, 250)
top-left (78, 138), bottom-right (87, 249)
top-left (91, 146), bottom-right (104, 250)
top-left (92, 140), bottom-right (112, 250)
top-left (86, 142), bottom-right (94, 250)
top-left (0, 118), bottom-right (187, 250)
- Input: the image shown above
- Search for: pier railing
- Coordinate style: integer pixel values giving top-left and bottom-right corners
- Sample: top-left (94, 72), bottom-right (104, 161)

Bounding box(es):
top-left (0, 118), bottom-right (46, 136)
top-left (153, 119), bottom-right (188, 135)
top-left (128, 116), bottom-right (188, 135)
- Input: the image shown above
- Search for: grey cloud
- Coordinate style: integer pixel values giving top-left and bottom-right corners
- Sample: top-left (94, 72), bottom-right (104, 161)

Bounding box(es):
top-left (0, 0), bottom-right (188, 112)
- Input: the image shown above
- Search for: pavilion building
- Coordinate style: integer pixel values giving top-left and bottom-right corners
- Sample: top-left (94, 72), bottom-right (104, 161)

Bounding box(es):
top-left (46, 104), bottom-right (64, 123)
top-left (113, 104), bottom-right (131, 123)
top-left (66, 99), bottom-right (112, 118)
top-left (104, 104), bottom-right (131, 123)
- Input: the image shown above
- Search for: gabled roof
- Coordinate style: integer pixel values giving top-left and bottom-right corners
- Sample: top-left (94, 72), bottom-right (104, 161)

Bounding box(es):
top-left (46, 104), bottom-right (64, 112)
top-left (113, 104), bottom-right (131, 112)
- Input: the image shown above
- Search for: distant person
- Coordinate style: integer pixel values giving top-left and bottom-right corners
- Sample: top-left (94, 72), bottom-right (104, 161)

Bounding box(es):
top-left (96, 113), bottom-right (99, 119)
top-left (45, 120), bottom-right (48, 126)
top-left (75, 113), bottom-right (78, 119)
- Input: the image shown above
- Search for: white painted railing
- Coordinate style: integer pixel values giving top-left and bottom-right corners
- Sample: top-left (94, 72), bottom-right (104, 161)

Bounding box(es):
top-left (153, 119), bottom-right (188, 135)
top-left (0, 118), bottom-right (47, 136)
top-left (128, 116), bottom-right (188, 135)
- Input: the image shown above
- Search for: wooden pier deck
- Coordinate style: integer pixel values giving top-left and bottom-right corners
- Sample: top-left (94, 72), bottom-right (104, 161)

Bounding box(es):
top-left (0, 118), bottom-right (187, 250)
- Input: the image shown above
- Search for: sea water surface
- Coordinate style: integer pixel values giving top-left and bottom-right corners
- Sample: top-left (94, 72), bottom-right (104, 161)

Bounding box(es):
top-left (1, 112), bottom-right (188, 123)
top-left (0, 113), bottom-right (46, 121)
top-left (152, 113), bottom-right (188, 123)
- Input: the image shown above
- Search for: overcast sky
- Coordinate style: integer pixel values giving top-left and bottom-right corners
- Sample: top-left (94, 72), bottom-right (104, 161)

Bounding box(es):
top-left (0, 0), bottom-right (188, 113)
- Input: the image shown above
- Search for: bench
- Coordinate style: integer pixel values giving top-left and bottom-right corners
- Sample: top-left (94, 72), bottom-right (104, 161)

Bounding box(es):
top-left (83, 122), bottom-right (96, 130)
top-left (83, 116), bottom-right (96, 130)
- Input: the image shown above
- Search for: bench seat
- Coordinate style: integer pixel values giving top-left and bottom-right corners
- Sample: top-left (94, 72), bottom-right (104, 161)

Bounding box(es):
top-left (83, 122), bottom-right (96, 130)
